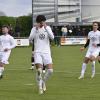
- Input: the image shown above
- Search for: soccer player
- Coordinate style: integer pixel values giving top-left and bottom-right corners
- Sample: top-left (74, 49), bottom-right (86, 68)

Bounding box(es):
top-left (79, 22), bottom-right (100, 79)
top-left (29, 40), bottom-right (35, 70)
top-left (31, 54), bottom-right (35, 70)
top-left (0, 25), bottom-right (16, 79)
top-left (29, 15), bottom-right (54, 94)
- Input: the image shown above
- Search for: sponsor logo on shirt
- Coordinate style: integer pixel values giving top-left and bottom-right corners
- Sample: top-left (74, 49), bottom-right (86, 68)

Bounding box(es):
top-left (39, 34), bottom-right (45, 40)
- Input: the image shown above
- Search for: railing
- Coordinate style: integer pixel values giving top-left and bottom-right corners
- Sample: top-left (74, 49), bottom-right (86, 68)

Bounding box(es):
top-left (14, 36), bottom-right (87, 46)
top-left (54, 36), bottom-right (87, 45)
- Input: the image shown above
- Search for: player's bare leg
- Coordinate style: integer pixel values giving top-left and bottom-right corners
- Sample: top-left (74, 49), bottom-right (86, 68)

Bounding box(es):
top-left (98, 56), bottom-right (100, 63)
top-left (0, 62), bottom-right (4, 79)
top-left (97, 53), bottom-right (100, 63)
top-left (78, 57), bottom-right (89, 79)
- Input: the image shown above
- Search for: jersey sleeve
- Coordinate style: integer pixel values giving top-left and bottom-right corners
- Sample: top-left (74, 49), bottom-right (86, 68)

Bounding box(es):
top-left (45, 26), bottom-right (54, 40)
top-left (87, 32), bottom-right (91, 39)
top-left (29, 27), bottom-right (36, 43)
top-left (9, 36), bottom-right (16, 49)
top-left (84, 39), bottom-right (90, 48)
top-left (97, 34), bottom-right (100, 46)
top-left (0, 36), bottom-right (3, 51)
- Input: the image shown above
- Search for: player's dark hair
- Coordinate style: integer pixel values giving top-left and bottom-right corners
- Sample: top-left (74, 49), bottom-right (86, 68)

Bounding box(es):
top-left (2, 25), bottom-right (9, 29)
top-left (93, 21), bottom-right (99, 25)
top-left (36, 15), bottom-right (46, 23)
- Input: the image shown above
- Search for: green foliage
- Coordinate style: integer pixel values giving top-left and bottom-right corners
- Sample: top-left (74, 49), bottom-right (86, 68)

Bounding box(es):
top-left (17, 15), bottom-right (32, 37)
top-left (0, 16), bottom-right (16, 28)
top-left (0, 15), bottom-right (32, 37)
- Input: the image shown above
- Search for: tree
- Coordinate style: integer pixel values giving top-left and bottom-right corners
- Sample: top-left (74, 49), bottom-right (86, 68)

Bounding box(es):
top-left (0, 16), bottom-right (16, 35)
top-left (16, 15), bottom-right (32, 37)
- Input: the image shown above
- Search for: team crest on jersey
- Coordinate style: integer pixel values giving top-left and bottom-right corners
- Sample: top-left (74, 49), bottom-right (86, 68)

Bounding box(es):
top-left (39, 34), bottom-right (45, 40)
top-left (91, 36), bottom-right (96, 42)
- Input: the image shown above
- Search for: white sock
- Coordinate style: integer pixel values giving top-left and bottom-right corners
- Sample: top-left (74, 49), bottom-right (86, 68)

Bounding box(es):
top-left (31, 66), bottom-right (35, 69)
top-left (44, 69), bottom-right (53, 82)
top-left (81, 63), bottom-right (87, 76)
top-left (32, 62), bottom-right (35, 68)
top-left (92, 61), bottom-right (95, 75)
top-left (36, 68), bottom-right (43, 88)
top-left (32, 62), bottom-right (35, 65)
top-left (0, 67), bottom-right (4, 76)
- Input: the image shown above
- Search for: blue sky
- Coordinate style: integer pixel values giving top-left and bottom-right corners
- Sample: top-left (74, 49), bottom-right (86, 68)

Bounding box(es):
top-left (0, 0), bottom-right (32, 17)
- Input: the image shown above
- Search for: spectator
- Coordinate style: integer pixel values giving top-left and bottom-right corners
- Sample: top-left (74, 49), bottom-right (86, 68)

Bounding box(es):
top-left (61, 25), bottom-right (68, 37)
top-left (81, 28), bottom-right (86, 36)
top-left (76, 28), bottom-right (82, 36)
top-left (53, 26), bottom-right (60, 47)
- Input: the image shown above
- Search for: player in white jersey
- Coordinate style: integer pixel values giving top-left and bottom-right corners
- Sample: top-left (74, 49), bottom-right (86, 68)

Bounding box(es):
top-left (79, 22), bottom-right (100, 79)
top-left (0, 25), bottom-right (16, 79)
top-left (29, 15), bottom-right (54, 94)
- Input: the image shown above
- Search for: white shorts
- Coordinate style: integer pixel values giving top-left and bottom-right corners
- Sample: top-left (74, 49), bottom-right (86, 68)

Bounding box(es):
top-left (85, 49), bottom-right (99, 58)
top-left (0, 51), bottom-right (11, 64)
top-left (34, 52), bottom-right (52, 65)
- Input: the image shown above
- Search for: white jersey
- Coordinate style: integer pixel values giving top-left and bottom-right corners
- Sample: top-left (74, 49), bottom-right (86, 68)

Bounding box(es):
top-left (88, 30), bottom-right (100, 50)
top-left (0, 34), bottom-right (16, 52)
top-left (61, 27), bottom-right (68, 33)
top-left (29, 26), bottom-right (54, 54)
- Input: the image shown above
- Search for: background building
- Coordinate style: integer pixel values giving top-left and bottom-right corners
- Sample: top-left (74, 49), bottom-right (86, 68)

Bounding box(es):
top-left (32, 0), bottom-right (100, 25)
top-left (81, 0), bottom-right (100, 22)
top-left (58, 0), bottom-right (81, 23)
top-left (32, 0), bottom-right (81, 25)
top-left (32, 0), bottom-right (55, 23)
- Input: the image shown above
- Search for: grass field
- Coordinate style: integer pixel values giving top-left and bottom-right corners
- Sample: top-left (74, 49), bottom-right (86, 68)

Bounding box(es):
top-left (0, 46), bottom-right (100, 100)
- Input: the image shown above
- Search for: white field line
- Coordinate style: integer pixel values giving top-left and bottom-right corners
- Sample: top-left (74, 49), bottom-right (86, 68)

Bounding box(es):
top-left (5, 69), bottom-right (100, 75)
top-left (24, 83), bottom-right (35, 86)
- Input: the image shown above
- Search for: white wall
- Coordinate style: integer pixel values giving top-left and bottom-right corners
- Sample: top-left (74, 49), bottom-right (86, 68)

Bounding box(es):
top-left (81, 0), bottom-right (100, 22)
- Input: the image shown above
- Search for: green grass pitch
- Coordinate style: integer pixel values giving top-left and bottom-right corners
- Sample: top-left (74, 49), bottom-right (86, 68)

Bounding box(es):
top-left (0, 46), bottom-right (100, 100)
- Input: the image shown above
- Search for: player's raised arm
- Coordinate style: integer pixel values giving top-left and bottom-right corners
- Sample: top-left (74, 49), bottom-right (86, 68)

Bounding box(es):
top-left (44, 25), bottom-right (54, 40)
